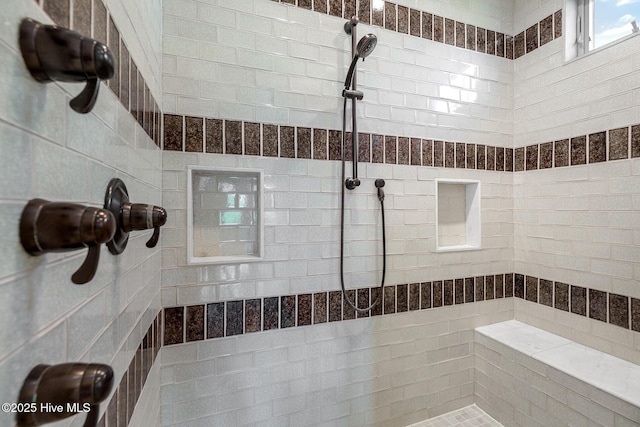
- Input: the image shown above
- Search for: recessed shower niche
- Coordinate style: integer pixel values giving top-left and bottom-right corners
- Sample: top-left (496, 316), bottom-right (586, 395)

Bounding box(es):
top-left (187, 166), bottom-right (264, 265)
top-left (435, 179), bottom-right (481, 252)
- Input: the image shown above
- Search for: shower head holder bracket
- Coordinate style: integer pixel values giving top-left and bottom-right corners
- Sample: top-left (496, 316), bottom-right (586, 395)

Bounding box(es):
top-left (342, 89), bottom-right (363, 99)
top-left (344, 17), bottom-right (359, 34)
top-left (345, 178), bottom-right (361, 190)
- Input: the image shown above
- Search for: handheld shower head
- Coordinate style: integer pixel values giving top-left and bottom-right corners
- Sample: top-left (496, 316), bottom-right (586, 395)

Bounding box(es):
top-left (356, 33), bottom-right (377, 59)
top-left (344, 34), bottom-right (377, 89)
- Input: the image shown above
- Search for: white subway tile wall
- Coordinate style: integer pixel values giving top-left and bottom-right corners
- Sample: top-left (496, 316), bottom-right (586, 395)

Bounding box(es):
top-left (161, 300), bottom-right (514, 426)
top-left (158, 0), bottom-right (640, 426)
top-left (160, 3), bottom-right (515, 424)
top-left (162, 0), bottom-right (515, 147)
top-left (4, 0), bottom-right (640, 425)
top-left (0, 0), bottom-right (162, 426)
top-left (512, 0), bottom-right (640, 301)
top-left (162, 153), bottom-right (513, 303)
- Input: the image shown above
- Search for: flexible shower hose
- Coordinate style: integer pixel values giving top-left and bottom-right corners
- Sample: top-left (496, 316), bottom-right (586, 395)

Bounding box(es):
top-left (339, 97), bottom-right (387, 313)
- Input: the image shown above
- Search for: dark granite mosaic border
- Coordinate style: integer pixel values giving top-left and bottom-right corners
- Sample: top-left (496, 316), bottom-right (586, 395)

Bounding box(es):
top-left (97, 312), bottom-right (162, 427)
top-left (35, 0), bottom-right (162, 147)
top-left (166, 115), bottom-right (640, 173)
top-left (517, 125), bottom-right (640, 170)
top-left (514, 274), bottom-right (638, 332)
top-left (162, 274), bottom-right (640, 347)
top-left (271, 0), bottom-right (562, 61)
top-left (163, 114), bottom-right (515, 171)
top-left (162, 273), bottom-right (516, 346)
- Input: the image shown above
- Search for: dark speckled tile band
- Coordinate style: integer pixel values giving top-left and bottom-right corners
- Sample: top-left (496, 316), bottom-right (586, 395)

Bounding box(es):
top-left (162, 273), bottom-right (640, 348)
top-left (609, 294), bottom-right (629, 328)
top-left (245, 299), bottom-right (261, 333)
top-left (297, 294), bottom-right (311, 326)
top-left (475, 276), bottom-right (485, 302)
top-left (271, 1), bottom-right (561, 61)
top-left (164, 114), bottom-right (518, 172)
top-left (99, 312), bottom-right (161, 427)
top-left (186, 305), bottom-right (204, 342)
top-left (163, 307), bottom-right (183, 345)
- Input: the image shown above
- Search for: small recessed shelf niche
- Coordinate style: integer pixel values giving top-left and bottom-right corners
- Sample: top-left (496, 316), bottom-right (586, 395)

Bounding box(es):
top-left (187, 166), bottom-right (264, 265)
top-left (435, 179), bottom-right (481, 252)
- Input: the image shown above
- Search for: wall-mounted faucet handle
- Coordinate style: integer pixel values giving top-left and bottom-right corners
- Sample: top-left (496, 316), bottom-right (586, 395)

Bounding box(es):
top-left (19, 18), bottom-right (115, 114)
top-left (104, 178), bottom-right (167, 254)
top-left (20, 199), bottom-right (116, 284)
top-left (17, 363), bottom-right (114, 427)
top-left (122, 203), bottom-right (167, 248)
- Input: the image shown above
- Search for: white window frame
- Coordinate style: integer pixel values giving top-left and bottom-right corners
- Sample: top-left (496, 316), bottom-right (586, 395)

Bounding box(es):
top-left (566, 0), bottom-right (594, 61)
top-left (577, 0), bottom-right (594, 55)
top-left (566, 0), bottom-right (639, 61)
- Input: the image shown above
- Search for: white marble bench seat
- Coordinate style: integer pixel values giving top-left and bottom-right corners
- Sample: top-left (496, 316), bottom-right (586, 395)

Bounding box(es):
top-left (475, 320), bottom-right (640, 426)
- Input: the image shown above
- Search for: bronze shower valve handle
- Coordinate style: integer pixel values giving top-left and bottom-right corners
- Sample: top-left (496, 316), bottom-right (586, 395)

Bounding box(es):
top-left (18, 18), bottom-right (115, 114)
top-left (121, 203), bottom-right (167, 248)
top-left (19, 199), bottom-right (116, 285)
top-left (104, 178), bottom-right (167, 254)
top-left (16, 363), bottom-right (114, 427)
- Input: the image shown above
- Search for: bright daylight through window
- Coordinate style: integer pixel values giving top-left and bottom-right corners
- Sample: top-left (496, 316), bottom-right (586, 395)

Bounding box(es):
top-left (594, 0), bottom-right (640, 47)
top-left (570, 0), bottom-right (640, 58)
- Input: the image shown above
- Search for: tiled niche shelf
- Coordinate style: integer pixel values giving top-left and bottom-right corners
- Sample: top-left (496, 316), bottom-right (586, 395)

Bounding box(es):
top-left (187, 166), bottom-right (264, 265)
top-left (436, 179), bottom-right (481, 252)
top-left (271, 0), bottom-right (562, 61)
top-left (34, 0), bottom-right (162, 147)
top-left (162, 274), bottom-right (640, 347)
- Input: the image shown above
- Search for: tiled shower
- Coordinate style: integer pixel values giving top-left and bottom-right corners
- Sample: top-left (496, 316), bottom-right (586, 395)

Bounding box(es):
top-left (2, 0), bottom-right (640, 426)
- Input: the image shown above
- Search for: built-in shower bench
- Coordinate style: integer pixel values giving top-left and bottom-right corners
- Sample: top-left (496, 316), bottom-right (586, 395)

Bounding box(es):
top-left (474, 320), bottom-right (640, 426)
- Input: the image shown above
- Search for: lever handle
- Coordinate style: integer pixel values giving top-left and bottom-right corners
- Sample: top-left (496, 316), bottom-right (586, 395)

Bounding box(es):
top-left (69, 78), bottom-right (99, 114)
top-left (70, 245), bottom-right (101, 285)
top-left (20, 199), bottom-right (116, 285)
top-left (18, 18), bottom-right (115, 114)
top-left (82, 405), bottom-right (99, 427)
top-left (104, 179), bottom-right (167, 254)
top-left (127, 204), bottom-right (166, 249)
top-left (146, 226), bottom-right (161, 248)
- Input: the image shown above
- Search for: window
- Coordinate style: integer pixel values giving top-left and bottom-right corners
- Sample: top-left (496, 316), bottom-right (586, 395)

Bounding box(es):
top-left (568, 0), bottom-right (640, 59)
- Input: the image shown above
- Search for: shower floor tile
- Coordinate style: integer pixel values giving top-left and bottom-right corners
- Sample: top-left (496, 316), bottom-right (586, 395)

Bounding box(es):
top-left (407, 405), bottom-right (503, 427)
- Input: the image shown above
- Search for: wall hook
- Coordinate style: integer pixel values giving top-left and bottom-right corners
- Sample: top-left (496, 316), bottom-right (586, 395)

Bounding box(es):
top-left (20, 199), bottom-right (116, 284)
top-left (104, 178), bottom-right (167, 255)
top-left (18, 18), bottom-right (115, 114)
top-left (16, 363), bottom-right (113, 427)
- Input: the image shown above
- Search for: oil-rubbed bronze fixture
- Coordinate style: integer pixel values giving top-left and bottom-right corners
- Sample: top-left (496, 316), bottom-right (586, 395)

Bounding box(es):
top-left (104, 178), bottom-right (167, 255)
top-left (16, 363), bottom-right (113, 427)
top-left (20, 199), bottom-right (116, 284)
top-left (18, 18), bottom-right (115, 114)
